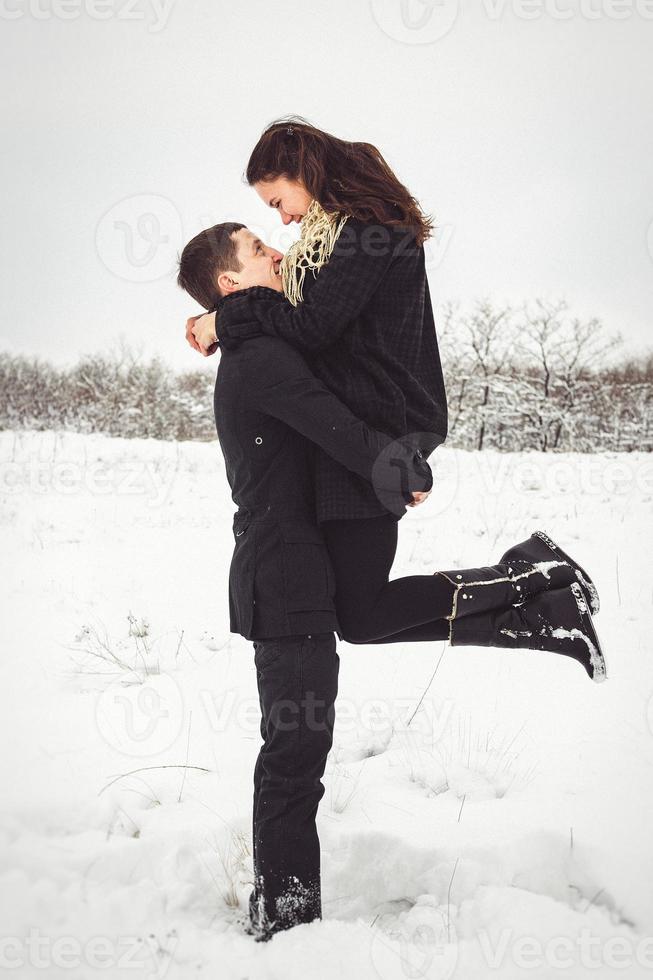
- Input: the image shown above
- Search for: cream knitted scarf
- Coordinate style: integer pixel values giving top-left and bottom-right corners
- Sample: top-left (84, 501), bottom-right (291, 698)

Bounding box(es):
top-left (280, 199), bottom-right (348, 307)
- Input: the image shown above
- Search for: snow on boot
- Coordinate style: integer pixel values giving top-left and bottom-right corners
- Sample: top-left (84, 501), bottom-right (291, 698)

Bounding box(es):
top-left (500, 531), bottom-right (600, 615)
top-left (450, 582), bottom-right (608, 683)
top-left (435, 559), bottom-right (576, 621)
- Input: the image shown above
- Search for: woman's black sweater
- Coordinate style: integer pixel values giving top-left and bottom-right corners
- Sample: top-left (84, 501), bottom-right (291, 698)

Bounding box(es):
top-left (215, 218), bottom-right (448, 523)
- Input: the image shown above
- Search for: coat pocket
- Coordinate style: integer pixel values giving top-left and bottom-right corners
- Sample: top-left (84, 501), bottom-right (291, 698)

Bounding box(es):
top-left (253, 639), bottom-right (285, 672)
top-left (279, 523), bottom-right (336, 613)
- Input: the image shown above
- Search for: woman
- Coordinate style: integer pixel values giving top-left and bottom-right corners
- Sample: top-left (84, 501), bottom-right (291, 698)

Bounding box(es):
top-left (186, 118), bottom-right (605, 940)
top-left (189, 118), bottom-right (602, 666)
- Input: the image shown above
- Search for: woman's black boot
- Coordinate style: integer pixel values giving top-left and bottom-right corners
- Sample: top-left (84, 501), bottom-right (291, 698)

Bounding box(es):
top-left (450, 582), bottom-right (608, 683)
top-left (499, 531), bottom-right (600, 615)
top-left (436, 559), bottom-right (576, 621)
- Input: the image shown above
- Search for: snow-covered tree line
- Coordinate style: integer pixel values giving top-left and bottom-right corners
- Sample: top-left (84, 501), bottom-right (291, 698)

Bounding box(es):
top-left (439, 299), bottom-right (652, 452)
top-left (0, 342), bottom-right (213, 443)
top-left (1, 300), bottom-right (651, 451)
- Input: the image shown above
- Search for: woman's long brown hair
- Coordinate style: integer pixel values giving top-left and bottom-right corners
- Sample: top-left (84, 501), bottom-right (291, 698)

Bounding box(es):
top-left (245, 116), bottom-right (433, 246)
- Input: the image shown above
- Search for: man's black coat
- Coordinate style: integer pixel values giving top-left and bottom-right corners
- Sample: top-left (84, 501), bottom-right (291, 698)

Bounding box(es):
top-left (214, 334), bottom-right (433, 640)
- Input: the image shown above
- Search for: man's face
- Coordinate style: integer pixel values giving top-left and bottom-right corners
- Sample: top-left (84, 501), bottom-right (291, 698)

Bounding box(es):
top-left (217, 228), bottom-right (283, 296)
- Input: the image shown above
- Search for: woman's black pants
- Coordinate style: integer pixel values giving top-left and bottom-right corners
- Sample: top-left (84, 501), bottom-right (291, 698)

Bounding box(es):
top-left (322, 512), bottom-right (455, 644)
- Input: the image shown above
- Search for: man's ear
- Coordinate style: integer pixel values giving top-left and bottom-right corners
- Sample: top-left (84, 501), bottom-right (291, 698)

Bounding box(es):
top-left (216, 271), bottom-right (239, 296)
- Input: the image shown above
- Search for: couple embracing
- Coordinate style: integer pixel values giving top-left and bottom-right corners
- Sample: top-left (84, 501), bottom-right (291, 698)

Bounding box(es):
top-left (177, 118), bottom-right (607, 942)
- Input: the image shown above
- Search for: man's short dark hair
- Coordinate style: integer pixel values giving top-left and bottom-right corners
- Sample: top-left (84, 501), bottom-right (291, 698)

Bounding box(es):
top-left (177, 222), bottom-right (246, 310)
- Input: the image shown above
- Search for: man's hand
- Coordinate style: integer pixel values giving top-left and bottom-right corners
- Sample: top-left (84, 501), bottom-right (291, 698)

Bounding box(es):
top-left (408, 490), bottom-right (431, 508)
top-left (186, 311), bottom-right (218, 357)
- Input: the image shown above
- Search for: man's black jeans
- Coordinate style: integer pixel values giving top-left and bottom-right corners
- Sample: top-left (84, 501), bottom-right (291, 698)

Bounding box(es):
top-left (249, 632), bottom-right (339, 939)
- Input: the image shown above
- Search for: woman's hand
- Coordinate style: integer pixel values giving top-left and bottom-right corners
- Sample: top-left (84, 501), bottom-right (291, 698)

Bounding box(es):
top-left (186, 312), bottom-right (218, 356)
top-left (185, 314), bottom-right (203, 353)
top-left (408, 490), bottom-right (431, 508)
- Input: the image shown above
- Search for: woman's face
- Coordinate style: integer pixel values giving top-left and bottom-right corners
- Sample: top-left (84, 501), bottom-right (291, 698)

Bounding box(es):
top-left (253, 177), bottom-right (312, 226)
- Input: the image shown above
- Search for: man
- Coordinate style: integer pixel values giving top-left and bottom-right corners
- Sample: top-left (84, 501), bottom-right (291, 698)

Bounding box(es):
top-left (177, 223), bottom-right (432, 941)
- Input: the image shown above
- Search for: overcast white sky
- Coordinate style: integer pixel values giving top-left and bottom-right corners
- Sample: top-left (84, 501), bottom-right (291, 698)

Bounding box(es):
top-left (1, 0), bottom-right (652, 369)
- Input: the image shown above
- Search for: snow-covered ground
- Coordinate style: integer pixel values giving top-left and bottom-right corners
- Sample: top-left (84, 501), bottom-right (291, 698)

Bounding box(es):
top-left (2, 429), bottom-right (653, 979)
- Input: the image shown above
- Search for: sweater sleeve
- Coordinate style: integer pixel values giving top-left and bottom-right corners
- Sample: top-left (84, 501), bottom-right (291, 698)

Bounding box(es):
top-left (244, 341), bottom-right (433, 498)
top-left (216, 220), bottom-right (401, 353)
